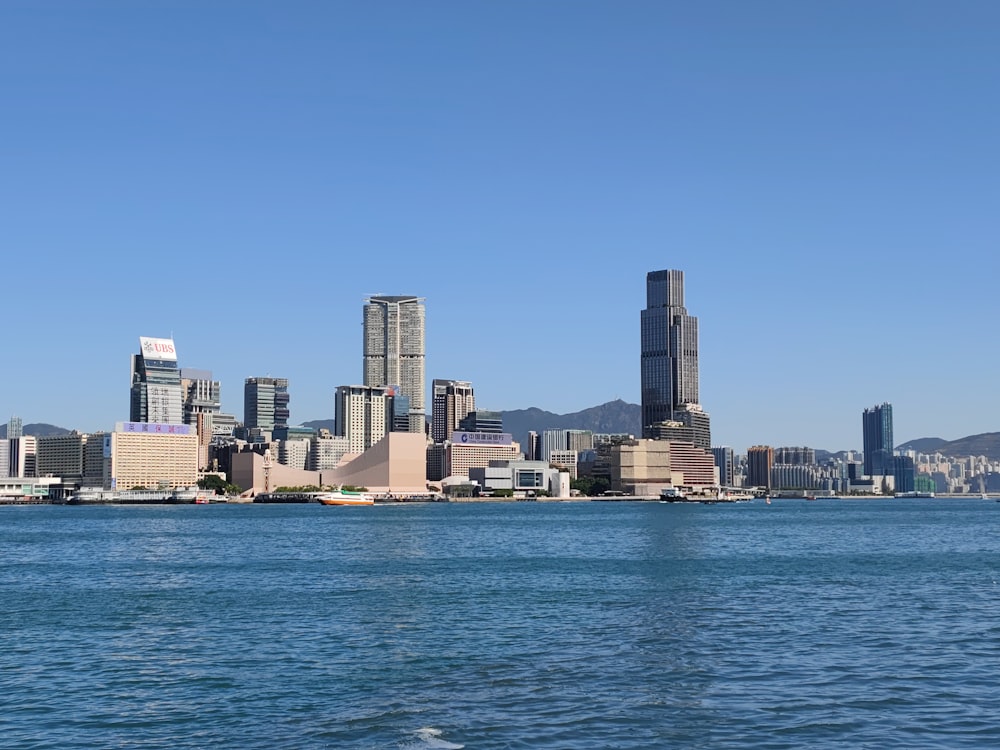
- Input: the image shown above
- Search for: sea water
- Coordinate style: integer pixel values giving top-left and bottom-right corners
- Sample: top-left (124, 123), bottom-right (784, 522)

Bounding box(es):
top-left (2, 498), bottom-right (1000, 749)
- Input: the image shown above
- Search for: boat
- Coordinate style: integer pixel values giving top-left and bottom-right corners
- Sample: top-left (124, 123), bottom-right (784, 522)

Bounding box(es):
top-left (317, 489), bottom-right (375, 506)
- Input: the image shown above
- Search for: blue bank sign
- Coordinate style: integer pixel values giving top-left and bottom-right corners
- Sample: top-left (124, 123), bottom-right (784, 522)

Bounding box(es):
top-left (453, 431), bottom-right (513, 446)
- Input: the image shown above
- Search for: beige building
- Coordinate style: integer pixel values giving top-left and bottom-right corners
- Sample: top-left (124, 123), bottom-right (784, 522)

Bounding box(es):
top-left (231, 431), bottom-right (428, 495)
top-left (335, 385), bottom-right (388, 454)
top-left (105, 423), bottom-right (199, 490)
top-left (611, 439), bottom-right (718, 495)
top-left (447, 439), bottom-right (522, 478)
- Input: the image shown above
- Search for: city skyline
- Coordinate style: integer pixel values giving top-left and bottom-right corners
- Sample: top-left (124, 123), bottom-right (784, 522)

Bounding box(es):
top-left (3, 3), bottom-right (999, 451)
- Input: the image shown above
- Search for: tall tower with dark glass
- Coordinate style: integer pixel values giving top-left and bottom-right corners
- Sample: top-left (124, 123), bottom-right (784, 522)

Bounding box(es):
top-left (862, 402), bottom-right (894, 476)
top-left (640, 269), bottom-right (703, 438)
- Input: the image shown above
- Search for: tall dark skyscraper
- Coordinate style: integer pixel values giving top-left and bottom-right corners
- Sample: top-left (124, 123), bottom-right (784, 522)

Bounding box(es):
top-left (863, 402), bottom-right (894, 476)
top-left (640, 269), bottom-right (705, 439)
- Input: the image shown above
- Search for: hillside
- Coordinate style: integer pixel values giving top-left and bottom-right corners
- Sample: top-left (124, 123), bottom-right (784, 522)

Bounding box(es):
top-left (303, 400), bottom-right (642, 449)
top-left (0, 423), bottom-right (72, 439)
top-left (899, 433), bottom-right (1000, 461)
top-left (500, 399), bottom-right (641, 449)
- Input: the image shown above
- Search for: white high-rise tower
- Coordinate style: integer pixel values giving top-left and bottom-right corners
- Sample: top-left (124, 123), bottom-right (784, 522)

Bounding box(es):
top-left (363, 296), bottom-right (426, 434)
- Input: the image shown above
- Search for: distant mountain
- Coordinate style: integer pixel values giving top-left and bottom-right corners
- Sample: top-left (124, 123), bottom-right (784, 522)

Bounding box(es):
top-left (899, 433), bottom-right (1000, 461)
top-left (500, 399), bottom-right (641, 449)
top-left (896, 437), bottom-right (948, 454)
top-left (304, 400), bottom-right (641, 449)
top-left (301, 419), bottom-right (335, 433)
top-left (0, 423), bottom-right (72, 439)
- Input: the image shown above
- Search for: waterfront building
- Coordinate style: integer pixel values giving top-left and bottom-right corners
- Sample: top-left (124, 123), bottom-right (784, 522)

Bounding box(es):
top-left (458, 410), bottom-right (503, 434)
top-left (447, 431), bottom-right (521, 478)
top-left (35, 433), bottom-right (86, 482)
top-left (244, 377), bottom-right (290, 431)
top-left (893, 454), bottom-right (915, 494)
top-left (747, 445), bottom-right (774, 490)
top-left (770, 463), bottom-right (825, 491)
top-left (7, 416), bottom-right (22, 439)
top-left (130, 336), bottom-right (183, 424)
top-left (467, 461), bottom-right (571, 498)
top-left (0, 440), bottom-right (8, 479)
top-left (104, 422), bottom-right (198, 490)
top-left (431, 380), bottom-right (475, 443)
top-left (712, 446), bottom-right (735, 487)
top-left (335, 385), bottom-right (389, 455)
top-left (641, 270), bottom-right (697, 431)
top-left (230, 431), bottom-right (428, 495)
top-left (609, 438), bottom-right (718, 495)
top-left (863, 403), bottom-right (894, 477)
top-left (426, 442), bottom-right (448, 482)
top-left (363, 295), bottom-right (426, 433)
top-left (83, 432), bottom-right (105, 486)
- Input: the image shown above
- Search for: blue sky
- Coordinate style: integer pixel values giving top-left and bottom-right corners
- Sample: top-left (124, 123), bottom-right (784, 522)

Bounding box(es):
top-left (2, 1), bottom-right (998, 453)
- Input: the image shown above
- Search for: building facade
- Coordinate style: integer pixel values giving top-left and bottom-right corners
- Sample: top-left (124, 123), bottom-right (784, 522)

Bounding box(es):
top-left (181, 368), bottom-right (221, 427)
top-left (244, 377), bottom-right (290, 431)
top-left (363, 295), bottom-right (426, 433)
top-left (335, 385), bottom-right (389, 455)
top-left (863, 402), bottom-right (894, 477)
top-left (130, 336), bottom-right (183, 424)
top-left (640, 270), bottom-right (698, 432)
top-left (105, 423), bottom-right (198, 490)
top-left (431, 379), bottom-right (475, 443)
top-left (747, 445), bottom-right (775, 489)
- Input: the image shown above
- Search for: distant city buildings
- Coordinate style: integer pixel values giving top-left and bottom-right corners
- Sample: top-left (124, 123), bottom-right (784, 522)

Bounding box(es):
top-left (130, 336), bottom-right (183, 424)
top-left (7, 416), bottom-right (22, 439)
top-left (363, 295), bottom-right (426, 433)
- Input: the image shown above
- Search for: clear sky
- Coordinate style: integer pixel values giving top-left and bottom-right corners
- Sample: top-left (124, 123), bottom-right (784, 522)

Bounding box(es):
top-left (3, 1), bottom-right (998, 454)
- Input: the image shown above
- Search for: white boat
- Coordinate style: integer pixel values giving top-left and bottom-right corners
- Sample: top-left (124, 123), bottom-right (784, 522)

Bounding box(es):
top-left (317, 490), bottom-right (375, 506)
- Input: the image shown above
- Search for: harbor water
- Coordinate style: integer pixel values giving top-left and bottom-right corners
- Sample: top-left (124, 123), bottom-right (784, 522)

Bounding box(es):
top-left (3, 498), bottom-right (1000, 748)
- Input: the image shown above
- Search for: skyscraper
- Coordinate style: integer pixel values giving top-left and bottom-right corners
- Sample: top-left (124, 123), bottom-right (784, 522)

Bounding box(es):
top-left (7, 416), bottom-right (22, 440)
top-left (181, 369), bottom-right (221, 427)
top-left (335, 384), bottom-right (389, 454)
top-left (244, 377), bottom-right (290, 431)
top-left (640, 270), bottom-right (707, 440)
top-left (863, 402), bottom-right (894, 477)
top-left (363, 296), bottom-right (426, 433)
top-left (431, 379), bottom-right (475, 442)
top-left (130, 337), bottom-right (183, 424)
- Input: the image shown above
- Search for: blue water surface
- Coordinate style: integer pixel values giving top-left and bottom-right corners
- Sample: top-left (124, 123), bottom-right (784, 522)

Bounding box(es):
top-left (2, 498), bottom-right (1000, 749)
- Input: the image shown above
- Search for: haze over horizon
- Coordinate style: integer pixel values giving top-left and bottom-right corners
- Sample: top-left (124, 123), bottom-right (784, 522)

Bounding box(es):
top-left (3, 2), bottom-right (998, 453)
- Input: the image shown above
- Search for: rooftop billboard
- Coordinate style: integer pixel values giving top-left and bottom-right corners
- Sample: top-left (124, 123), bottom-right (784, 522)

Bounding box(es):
top-left (139, 336), bottom-right (178, 362)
